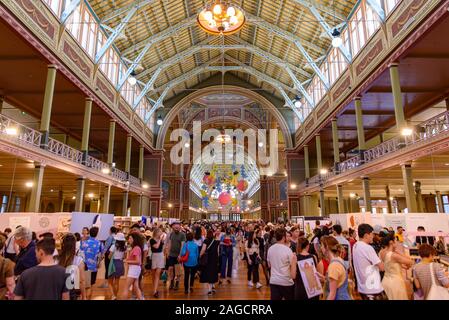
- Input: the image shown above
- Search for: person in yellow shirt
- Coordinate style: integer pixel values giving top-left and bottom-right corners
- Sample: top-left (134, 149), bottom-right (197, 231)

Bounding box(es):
top-left (395, 226), bottom-right (404, 244)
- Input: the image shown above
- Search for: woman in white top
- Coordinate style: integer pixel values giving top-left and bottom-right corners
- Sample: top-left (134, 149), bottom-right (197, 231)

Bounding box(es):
top-left (149, 228), bottom-right (165, 298)
top-left (108, 233), bottom-right (126, 300)
top-left (58, 233), bottom-right (86, 300)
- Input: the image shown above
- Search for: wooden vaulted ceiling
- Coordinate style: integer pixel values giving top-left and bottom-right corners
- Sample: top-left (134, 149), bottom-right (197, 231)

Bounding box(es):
top-left (87, 0), bottom-right (357, 101)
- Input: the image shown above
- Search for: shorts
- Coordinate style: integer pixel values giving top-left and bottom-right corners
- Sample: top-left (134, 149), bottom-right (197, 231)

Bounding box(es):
top-left (127, 265), bottom-right (141, 279)
top-left (84, 270), bottom-right (98, 287)
top-left (151, 252), bottom-right (166, 269)
top-left (166, 256), bottom-right (179, 267)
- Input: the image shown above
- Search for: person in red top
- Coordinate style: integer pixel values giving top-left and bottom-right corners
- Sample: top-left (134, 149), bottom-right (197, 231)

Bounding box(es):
top-left (121, 233), bottom-right (144, 300)
top-left (348, 228), bottom-right (357, 252)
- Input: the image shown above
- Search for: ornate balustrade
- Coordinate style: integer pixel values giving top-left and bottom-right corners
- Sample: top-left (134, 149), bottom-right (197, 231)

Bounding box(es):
top-left (48, 138), bottom-right (83, 164)
top-left (0, 114), bottom-right (42, 147)
top-left (363, 138), bottom-right (401, 163)
top-left (0, 114), bottom-right (142, 189)
top-left (338, 155), bottom-right (361, 174)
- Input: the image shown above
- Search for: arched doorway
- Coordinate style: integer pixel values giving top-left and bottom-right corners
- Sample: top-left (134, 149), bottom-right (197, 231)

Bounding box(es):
top-left (158, 87), bottom-right (289, 222)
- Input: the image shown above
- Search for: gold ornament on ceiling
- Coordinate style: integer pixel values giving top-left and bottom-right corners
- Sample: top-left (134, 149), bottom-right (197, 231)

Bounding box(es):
top-left (197, 1), bottom-right (245, 36)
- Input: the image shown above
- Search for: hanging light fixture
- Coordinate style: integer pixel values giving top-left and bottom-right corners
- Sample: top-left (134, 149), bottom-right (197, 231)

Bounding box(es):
top-left (331, 28), bottom-right (343, 48)
top-left (156, 114), bottom-right (163, 126)
top-left (198, 1), bottom-right (245, 35)
top-left (128, 71), bottom-right (137, 86)
top-left (294, 95), bottom-right (302, 108)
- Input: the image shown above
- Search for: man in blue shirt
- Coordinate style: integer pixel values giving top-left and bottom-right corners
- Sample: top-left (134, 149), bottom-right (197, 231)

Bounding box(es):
top-left (13, 227), bottom-right (38, 277)
top-left (80, 226), bottom-right (103, 299)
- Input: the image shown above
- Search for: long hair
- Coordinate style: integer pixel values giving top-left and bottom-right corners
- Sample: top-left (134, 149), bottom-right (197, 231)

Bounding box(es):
top-left (59, 233), bottom-right (77, 268)
top-left (194, 226), bottom-right (202, 240)
top-left (128, 232), bottom-right (144, 251)
top-left (247, 231), bottom-right (259, 248)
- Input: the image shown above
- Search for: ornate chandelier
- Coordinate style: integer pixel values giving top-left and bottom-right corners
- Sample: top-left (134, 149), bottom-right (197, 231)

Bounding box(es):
top-left (197, 1), bottom-right (245, 35)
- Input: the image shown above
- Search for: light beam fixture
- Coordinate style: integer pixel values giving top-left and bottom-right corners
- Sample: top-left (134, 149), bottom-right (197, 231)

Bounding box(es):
top-left (198, 1), bottom-right (245, 35)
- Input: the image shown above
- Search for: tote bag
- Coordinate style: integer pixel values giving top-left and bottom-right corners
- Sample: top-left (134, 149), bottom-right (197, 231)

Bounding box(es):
top-left (427, 263), bottom-right (449, 300)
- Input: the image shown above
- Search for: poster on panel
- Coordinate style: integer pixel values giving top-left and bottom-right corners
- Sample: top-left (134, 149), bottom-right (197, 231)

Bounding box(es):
top-left (70, 212), bottom-right (114, 241)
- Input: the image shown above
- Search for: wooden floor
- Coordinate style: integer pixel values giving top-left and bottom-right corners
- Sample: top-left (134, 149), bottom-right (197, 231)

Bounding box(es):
top-left (92, 259), bottom-right (271, 300)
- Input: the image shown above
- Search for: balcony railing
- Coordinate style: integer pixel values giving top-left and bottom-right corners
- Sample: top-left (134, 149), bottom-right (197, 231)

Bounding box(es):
top-left (48, 138), bottom-right (84, 164)
top-left (85, 155), bottom-right (109, 172)
top-left (0, 114), bottom-right (143, 189)
top-left (112, 168), bottom-right (129, 182)
top-left (129, 175), bottom-right (141, 187)
top-left (0, 114), bottom-right (42, 147)
top-left (304, 110), bottom-right (449, 188)
top-left (363, 137), bottom-right (401, 163)
top-left (338, 155), bottom-right (361, 174)
top-left (406, 111), bottom-right (449, 145)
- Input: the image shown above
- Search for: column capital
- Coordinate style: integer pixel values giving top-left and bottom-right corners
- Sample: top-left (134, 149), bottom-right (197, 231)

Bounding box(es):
top-left (109, 119), bottom-right (116, 123)
top-left (127, 133), bottom-right (133, 138)
top-left (354, 96), bottom-right (362, 101)
top-left (388, 62), bottom-right (400, 68)
top-left (47, 64), bottom-right (58, 70)
top-left (85, 97), bottom-right (94, 102)
top-left (331, 118), bottom-right (338, 122)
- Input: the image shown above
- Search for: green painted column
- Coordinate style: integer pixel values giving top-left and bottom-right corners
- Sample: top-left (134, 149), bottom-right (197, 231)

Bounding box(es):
top-left (331, 119), bottom-right (340, 167)
top-left (414, 181), bottom-right (424, 213)
top-left (103, 185), bottom-right (111, 213)
top-left (138, 145), bottom-right (144, 180)
top-left (401, 164), bottom-right (418, 212)
top-left (28, 164), bottom-right (45, 212)
top-left (316, 135), bottom-right (323, 172)
top-left (81, 98), bottom-right (93, 160)
top-left (125, 134), bottom-right (132, 174)
top-left (362, 177), bottom-right (372, 213)
top-left (385, 185), bottom-right (393, 214)
top-left (122, 191), bottom-right (129, 216)
top-left (389, 64), bottom-right (407, 130)
top-left (436, 191), bottom-right (444, 213)
top-left (354, 97), bottom-right (366, 151)
top-left (337, 185), bottom-right (345, 214)
top-left (319, 189), bottom-right (325, 216)
top-left (304, 145), bottom-right (310, 180)
top-left (107, 120), bottom-right (116, 165)
top-left (75, 178), bottom-right (85, 212)
top-left (39, 65), bottom-right (58, 148)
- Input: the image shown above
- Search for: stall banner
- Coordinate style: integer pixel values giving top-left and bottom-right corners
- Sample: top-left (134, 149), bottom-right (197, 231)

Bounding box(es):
top-left (329, 213), bottom-right (372, 231)
top-left (70, 212), bottom-right (114, 241)
top-left (0, 213), bottom-right (71, 241)
top-left (304, 217), bottom-right (332, 236)
top-left (405, 213), bottom-right (449, 233)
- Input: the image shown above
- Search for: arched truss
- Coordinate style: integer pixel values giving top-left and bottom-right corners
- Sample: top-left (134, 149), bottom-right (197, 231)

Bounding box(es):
top-left (156, 86), bottom-right (293, 149)
top-left (62, 0), bottom-right (385, 124)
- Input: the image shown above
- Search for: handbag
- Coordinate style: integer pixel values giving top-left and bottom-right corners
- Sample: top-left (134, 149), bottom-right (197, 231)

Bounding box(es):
top-left (179, 244), bottom-right (189, 263)
top-left (427, 263), bottom-right (449, 300)
top-left (199, 240), bottom-right (214, 267)
top-left (160, 270), bottom-right (168, 281)
top-left (107, 249), bottom-right (116, 277)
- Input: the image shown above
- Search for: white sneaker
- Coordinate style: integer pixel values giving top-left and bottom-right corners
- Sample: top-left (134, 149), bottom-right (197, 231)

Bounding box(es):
top-left (256, 282), bottom-right (263, 289)
top-left (248, 281), bottom-right (254, 287)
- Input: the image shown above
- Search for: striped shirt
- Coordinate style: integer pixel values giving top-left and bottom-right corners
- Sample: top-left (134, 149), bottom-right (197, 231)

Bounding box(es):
top-left (413, 262), bottom-right (449, 299)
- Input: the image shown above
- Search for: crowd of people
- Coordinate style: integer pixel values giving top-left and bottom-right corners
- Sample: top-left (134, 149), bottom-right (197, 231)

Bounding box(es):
top-left (0, 219), bottom-right (448, 300)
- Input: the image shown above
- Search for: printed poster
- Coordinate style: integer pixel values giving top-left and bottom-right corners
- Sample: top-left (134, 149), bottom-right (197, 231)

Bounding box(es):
top-left (297, 258), bottom-right (323, 299)
top-left (9, 216), bottom-right (30, 229)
